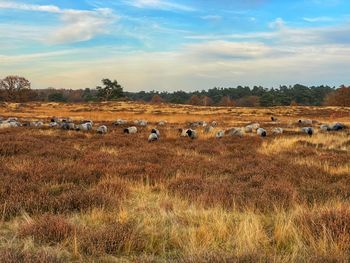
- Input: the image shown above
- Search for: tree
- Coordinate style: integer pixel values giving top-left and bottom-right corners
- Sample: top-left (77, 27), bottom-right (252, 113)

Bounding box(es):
top-left (188, 95), bottom-right (201, 105)
top-left (96, 79), bottom-right (124, 101)
top-left (235, 96), bottom-right (260, 107)
top-left (0, 75), bottom-right (36, 102)
top-left (219, 96), bottom-right (234, 106)
top-left (82, 88), bottom-right (97, 102)
top-left (150, 94), bottom-right (164, 104)
top-left (201, 95), bottom-right (213, 106)
top-left (48, 92), bottom-right (67, 102)
top-left (324, 85), bottom-right (350, 106)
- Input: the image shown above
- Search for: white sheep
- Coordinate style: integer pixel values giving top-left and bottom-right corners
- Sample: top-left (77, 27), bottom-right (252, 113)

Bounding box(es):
top-left (97, 125), bottom-right (108, 134)
top-left (204, 125), bottom-right (214, 133)
top-left (298, 119), bottom-right (313, 126)
top-left (226, 128), bottom-right (243, 137)
top-left (245, 123), bottom-right (260, 133)
top-left (148, 129), bottom-right (160, 142)
top-left (114, 119), bottom-right (127, 125)
top-left (215, 130), bottom-right (225, 138)
top-left (272, 127), bottom-right (283, 134)
top-left (124, 126), bottom-right (138, 134)
top-left (301, 127), bottom-right (314, 136)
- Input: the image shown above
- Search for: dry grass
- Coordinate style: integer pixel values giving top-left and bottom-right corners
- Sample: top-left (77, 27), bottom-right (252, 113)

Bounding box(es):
top-left (0, 102), bottom-right (349, 262)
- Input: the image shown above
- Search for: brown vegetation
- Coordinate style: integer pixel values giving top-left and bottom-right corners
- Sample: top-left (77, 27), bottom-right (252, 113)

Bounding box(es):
top-left (0, 102), bottom-right (349, 262)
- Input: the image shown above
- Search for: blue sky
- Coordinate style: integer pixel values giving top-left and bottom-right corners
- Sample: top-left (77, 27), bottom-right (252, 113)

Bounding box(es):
top-left (1, 0), bottom-right (350, 91)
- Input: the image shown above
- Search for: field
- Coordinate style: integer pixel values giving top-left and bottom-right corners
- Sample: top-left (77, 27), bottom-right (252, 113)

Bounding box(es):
top-left (0, 102), bottom-right (349, 262)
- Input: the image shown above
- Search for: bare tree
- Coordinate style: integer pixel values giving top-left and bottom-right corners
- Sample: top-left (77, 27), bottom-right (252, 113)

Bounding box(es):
top-left (0, 75), bottom-right (34, 102)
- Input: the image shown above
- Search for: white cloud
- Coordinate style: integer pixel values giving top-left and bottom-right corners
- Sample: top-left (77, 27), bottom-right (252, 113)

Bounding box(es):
top-left (125, 0), bottom-right (195, 11)
top-left (200, 15), bottom-right (222, 21)
top-left (303, 16), bottom-right (334, 22)
top-left (0, 2), bottom-right (61, 13)
top-left (0, 2), bottom-right (117, 44)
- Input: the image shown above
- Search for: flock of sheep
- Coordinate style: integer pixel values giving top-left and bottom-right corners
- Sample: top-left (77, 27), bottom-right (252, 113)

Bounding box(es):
top-left (0, 116), bottom-right (347, 142)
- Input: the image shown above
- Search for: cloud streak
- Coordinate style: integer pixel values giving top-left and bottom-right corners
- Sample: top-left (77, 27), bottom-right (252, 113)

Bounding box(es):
top-left (0, 1), bottom-right (116, 44)
top-left (125, 0), bottom-right (195, 11)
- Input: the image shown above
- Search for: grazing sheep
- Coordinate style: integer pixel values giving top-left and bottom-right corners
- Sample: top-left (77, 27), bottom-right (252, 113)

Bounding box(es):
top-left (186, 129), bottom-right (198, 139)
top-left (298, 119), bottom-right (313, 126)
top-left (51, 117), bottom-right (59, 123)
top-left (134, 120), bottom-right (147, 126)
top-left (271, 116), bottom-right (278, 122)
top-left (204, 125), bottom-right (214, 133)
top-left (178, 128), bottom-right (189, 137)
top-left (1, 118), bottom-right (21, 128)
top-left (226, 128), bottom-right (243, 137)
top-left (272, 127), bottom-right (283, 134)
top-left (301, 127), bottom-right (314, 136)
top-left (7, 117), bottom-right (18, 122)
top-left (61, 122), bottom-right (76, 130)
top-left (245, 123), bottom-right (260, 133)
top-left (49, 122), bottom-right (59, 128)
top-left (190, 122), bottom-right (200, 128)
top-left (320, 124), bottom-right (331, 132)
top-left (76, 122), bottom-right (93, 131)
top-left (148, 133), bottom-right (158, 142)
top-left (151, 128), bottom-right (160, 138)
top-left (29, 121), bottom-right (43, 128)
top-left (257, 128), bottom-right (267, 137)
top-left (97, 125), bottom-right (108, 134)
top-left (114, 119), bottom-right (127, 125)
top-left (158, 121), bottom-right (167, 126)
top-left (148, 129), bottom-right (160, 142)
top-left (215, 130), bottom-right (225, 138)
top-left (124, 126), bottom-right (138, 134)
top-left (330, 122), bottom-right (345, 131)
top-left (211, 121), bottom-right (218, 127)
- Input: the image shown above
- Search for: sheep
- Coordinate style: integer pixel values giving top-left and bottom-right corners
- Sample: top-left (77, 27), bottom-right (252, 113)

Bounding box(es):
top-left (151, 128), bottom-right (160, 138)
top-left (114, 119), bottom-right (127, 126)
top-left (158, 121), bottom-right (167, 126)
top-left (204, 125), bottom-right (214, 133)
top-left (51, 117), bottom-right (59, 123)
top-left (226, 128), bottom-right (243, 137)
top-left (257, 128), bottom-right (267, 137)
top-left (30, 121), bottom-right (43, 128)
top-left (272, 127), bottom-right (283, 135)
top-left (330, 122), bottom-right (345, 131)
top-left (245, 123), bottom-right (260, 133)
top-left (49, 122), bottom-right (59, 128)
top-left (76, 122), bottom-right (92, 131)
top-left (320, 124), bottom-right (331, 132)
top-left (186, 129), bottom-right (198, 139)
top-left (6, 117), bottom-right (18, 122)
top-left (124, 126), bottom-right (138, 134)
top-left (211, 121), bottom-right (218, 127)
top-left (0, 118), bottom-right (20, 128)
top-left (189, 122), bottom-right (200, 128)
top-left (301, 127), bottom-right (314, 136)
top-left (148, 129), bottom-right (160, 142)
top-left (215, 130), bottom-right (225, 138)
top-left (97, 125), bottom-right (108, 134)
top-left (61, 122), bottom-right (76, 130)
top-left (178, 128), bottom-right (189, 137)
top-left (298, 119), bottom-right (313, 126)
top-left (134, 120), bottom-right (147, 126)
top-left (271, 116), bottom-right (278, 122)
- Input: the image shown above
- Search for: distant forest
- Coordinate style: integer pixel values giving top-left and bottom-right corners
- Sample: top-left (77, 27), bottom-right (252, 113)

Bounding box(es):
top-left (0, 76), bottom-right (349, 107)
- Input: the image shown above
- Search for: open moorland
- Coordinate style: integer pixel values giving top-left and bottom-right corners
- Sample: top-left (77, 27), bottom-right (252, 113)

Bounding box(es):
top-left (0, 102), bottom-right (349, 262)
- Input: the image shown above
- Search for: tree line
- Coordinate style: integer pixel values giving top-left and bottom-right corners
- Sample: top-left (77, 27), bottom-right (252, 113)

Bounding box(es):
top-left (1, 75), bottom-right (349, 107)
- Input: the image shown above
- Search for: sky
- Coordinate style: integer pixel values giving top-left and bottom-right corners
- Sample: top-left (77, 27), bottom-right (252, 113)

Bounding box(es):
top-left (0, 0), bottom-right (350, 91)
